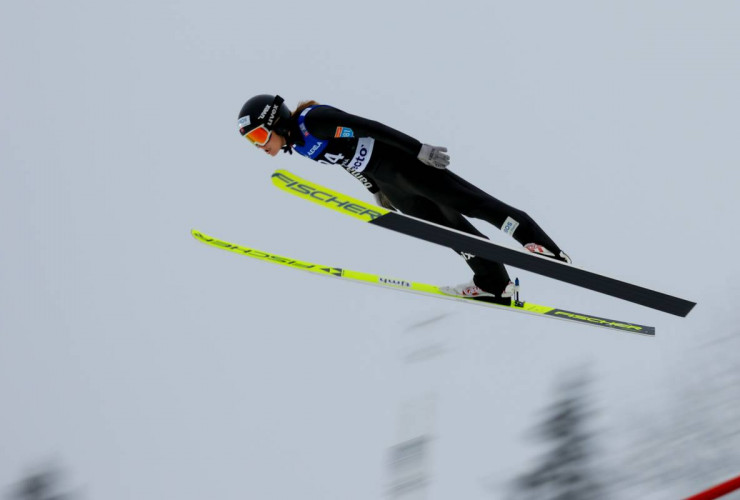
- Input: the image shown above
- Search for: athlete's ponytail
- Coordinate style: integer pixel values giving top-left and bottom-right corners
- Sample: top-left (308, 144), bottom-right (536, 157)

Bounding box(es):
top-left (280, 100), bottom-right (320, 154)
top-left (292, 100), bottom-right (320, 118)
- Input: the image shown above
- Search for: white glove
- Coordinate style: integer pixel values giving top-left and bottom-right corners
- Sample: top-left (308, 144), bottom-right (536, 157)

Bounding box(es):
top-left (417, 144), bottom-right (450, 169)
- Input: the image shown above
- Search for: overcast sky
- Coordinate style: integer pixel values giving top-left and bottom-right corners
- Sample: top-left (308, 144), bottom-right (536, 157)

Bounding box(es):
top-left (2, 1), bottom-right (739, 499)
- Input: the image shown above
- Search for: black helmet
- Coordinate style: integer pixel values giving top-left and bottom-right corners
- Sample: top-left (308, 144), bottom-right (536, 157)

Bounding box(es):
top-left (238, 94), bottom-right (291, 139)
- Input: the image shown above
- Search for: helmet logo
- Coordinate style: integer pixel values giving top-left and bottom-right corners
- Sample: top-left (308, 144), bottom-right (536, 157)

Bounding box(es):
top-left (266, 104), bottom-right (279, 127)
top-left (256, 103), bottom-right (280, 129)
top-left (257, 105), bottom-right (271, 121)
top-left (241, 95), bottom-right (285, 135)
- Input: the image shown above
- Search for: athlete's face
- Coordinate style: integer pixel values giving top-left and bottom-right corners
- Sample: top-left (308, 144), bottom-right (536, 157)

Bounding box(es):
top-left (258, 132), bottom-right (286, 157)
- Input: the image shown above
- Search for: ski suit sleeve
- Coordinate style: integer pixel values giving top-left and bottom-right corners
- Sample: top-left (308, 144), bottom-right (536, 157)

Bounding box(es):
top-left (303, 106), bottom-right (423, 157)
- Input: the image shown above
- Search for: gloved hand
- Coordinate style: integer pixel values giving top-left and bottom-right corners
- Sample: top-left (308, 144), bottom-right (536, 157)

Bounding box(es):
top-left (373, 191), bottom-right (396, 210)
top-left (417, 144), bottom-right (450, 169)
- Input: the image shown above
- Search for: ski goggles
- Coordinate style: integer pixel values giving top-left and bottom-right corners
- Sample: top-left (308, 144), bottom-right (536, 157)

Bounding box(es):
top-left (243, 124), bottom-right (272, 147)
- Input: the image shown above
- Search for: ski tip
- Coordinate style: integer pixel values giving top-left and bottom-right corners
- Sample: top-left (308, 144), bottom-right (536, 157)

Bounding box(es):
top-left (271, 169), bottom-right (301, 189)
top-left (191, 229), bottom-right (215, 245)
top-left (270, 169), bottom-right (391, 221)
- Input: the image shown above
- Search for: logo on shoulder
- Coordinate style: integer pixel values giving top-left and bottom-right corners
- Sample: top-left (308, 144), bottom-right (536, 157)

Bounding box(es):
top-left (334, 127), bottom-right (354, 138)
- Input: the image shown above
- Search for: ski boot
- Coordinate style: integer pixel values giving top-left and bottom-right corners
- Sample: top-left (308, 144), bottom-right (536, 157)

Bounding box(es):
top-left (524, 243), bottom-right (572, 264)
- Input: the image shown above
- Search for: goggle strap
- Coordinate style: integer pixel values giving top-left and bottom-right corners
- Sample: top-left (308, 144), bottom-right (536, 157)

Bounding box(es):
top-left (265, 95), bottom-right (285, 129)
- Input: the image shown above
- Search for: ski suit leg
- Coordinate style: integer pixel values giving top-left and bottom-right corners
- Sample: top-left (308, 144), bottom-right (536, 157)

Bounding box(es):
top-left (374, 182), bottom-right (512, 294)
top-left (391, 162), bottom-right (565, 255)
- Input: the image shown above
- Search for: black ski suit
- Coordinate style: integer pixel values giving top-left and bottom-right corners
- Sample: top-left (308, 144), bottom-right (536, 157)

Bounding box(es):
top-left (285, 104), bottom-right (564, 294)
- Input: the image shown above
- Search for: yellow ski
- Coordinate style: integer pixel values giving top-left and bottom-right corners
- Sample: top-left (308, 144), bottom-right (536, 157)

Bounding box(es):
top-left (191, 229), bottom-right (655, 336)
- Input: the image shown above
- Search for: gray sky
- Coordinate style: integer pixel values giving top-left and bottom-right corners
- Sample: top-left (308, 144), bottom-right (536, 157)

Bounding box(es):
top-left (2, 1), bottom-right (739, 498)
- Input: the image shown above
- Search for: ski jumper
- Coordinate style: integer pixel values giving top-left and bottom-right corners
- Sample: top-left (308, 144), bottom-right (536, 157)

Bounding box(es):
top-left (288, 105), bottom-right (564, 294)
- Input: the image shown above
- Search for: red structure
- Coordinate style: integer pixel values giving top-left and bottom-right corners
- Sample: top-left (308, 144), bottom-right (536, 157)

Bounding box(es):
top-left (685, 474), bottom-right (740, 500)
